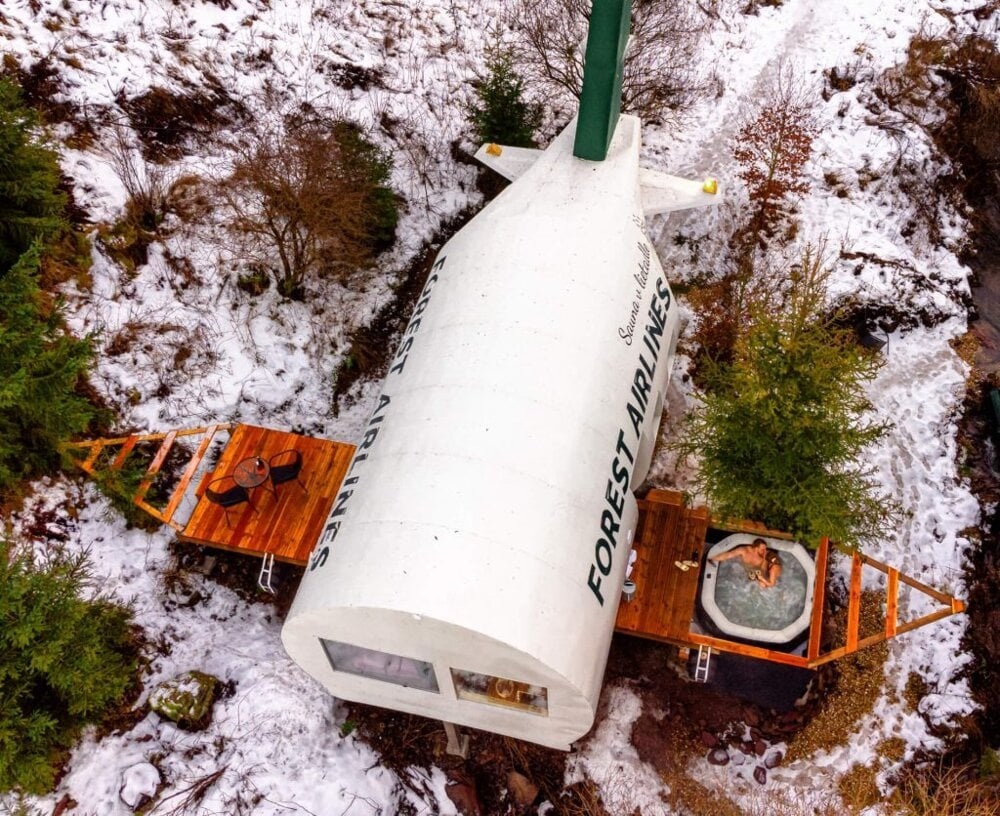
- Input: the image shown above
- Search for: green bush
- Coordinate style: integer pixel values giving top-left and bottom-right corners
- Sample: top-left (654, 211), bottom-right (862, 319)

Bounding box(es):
top-left (676, 247), bottom-right (899, 548)
top-left (0, 77), bottom-right (97, 494)
top-left (333, 121), bottom-right (398, 252)
top-left (0, 246), bottom-right (96, 491)
top-left (91, 459), bottom-right (160, 531)
top-left (0, 541), bottom-right (137, 794)
top-left (467, 37), bottom-right (542, 148)
top-left (0, 77), bottom-right (65, 272)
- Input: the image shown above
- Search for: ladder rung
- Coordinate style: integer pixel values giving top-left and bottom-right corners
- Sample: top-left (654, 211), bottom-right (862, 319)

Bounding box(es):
top-left (694, 645), bottom-right (713, 682)
top-left (258, 552), bottom-right (276, 593)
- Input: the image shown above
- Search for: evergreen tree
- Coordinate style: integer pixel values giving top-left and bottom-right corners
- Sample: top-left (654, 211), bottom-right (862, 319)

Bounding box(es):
top-left (0, 78), bottom-right (95, 493)
top-left (676, 248), bottom-right (898, 548)
top-left (467, 39), bottom-right (543, 148)
top-left (333, 121), bottom-right (398, 252)
top-left (0, 246), bottom-right (95, 489)
top-left (0, 541), bottom-right (136, 794)
top-left (0, 77), bottom-right (65, 273)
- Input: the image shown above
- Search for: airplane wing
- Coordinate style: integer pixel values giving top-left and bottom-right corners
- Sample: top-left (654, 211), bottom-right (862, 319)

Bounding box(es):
top-left (474, 143), bottom-right (543, 182)
top-left (640, 169), bottom-right (721, 215)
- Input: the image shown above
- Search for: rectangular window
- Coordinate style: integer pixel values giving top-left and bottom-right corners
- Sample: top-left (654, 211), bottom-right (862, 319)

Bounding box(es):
top-left (450, 668), bottom-right (548, 716)
top-left (320, 639), bottom-right (439, 693)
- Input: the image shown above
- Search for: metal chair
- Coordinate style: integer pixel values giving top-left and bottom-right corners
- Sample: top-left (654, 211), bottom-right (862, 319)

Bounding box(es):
top-left (205, 475), bottom-right (255, 526)
top-left (269, 449), bottom-right (306, 492)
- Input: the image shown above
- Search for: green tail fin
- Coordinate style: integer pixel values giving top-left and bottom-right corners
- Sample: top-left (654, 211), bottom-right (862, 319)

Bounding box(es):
top-left (573, 0), bottom-right (632, 162)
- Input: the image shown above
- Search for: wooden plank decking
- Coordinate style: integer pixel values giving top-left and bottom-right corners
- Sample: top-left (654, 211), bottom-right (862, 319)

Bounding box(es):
top-left (179, 424), bottom-right (355, 565)
top-left (615, 491), bottom-right (967, 669)
top-left (615, 489), bottom-right (710, 642)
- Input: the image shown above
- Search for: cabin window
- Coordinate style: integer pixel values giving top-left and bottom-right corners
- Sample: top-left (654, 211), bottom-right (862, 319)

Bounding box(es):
top-left (450, 669), bottom-right (548, 716)
top-left (320, 639), bottom-right (439, 693)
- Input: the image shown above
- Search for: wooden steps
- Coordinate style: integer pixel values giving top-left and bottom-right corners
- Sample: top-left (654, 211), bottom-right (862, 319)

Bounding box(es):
top-left (63, 425), bottom-right (232, 531)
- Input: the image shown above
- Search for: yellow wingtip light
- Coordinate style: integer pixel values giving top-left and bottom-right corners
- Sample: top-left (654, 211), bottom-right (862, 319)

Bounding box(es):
top-left (486, 143), bottom-right (503, 157)
top-left (702, 177), bottom-right (718, 195)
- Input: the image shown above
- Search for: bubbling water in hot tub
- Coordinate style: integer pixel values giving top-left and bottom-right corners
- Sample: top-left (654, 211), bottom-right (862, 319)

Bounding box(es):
top-left (714, 556), bottom-right (809, 631)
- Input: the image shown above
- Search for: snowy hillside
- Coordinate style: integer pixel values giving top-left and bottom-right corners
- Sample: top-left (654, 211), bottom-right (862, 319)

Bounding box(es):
top-left (0, 0), bottom-right (994, 813)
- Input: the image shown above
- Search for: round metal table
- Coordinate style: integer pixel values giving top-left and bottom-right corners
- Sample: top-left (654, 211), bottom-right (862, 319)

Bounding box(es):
top-left (234, 457), bottom-right (271, 491)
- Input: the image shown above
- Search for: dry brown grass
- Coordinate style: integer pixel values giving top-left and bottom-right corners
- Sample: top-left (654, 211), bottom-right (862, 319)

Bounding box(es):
top-left (785, 591), bottom-right (889, 762)
top-left (837, 762), bottom-right (883, 812)
top-left (877, 736), bottom-right (907, 763)
top-left (835, 740), bottom-right (921, 816)
top-left (662, 770), bottom-right (745, 816)
top-left (554, 780), bottom-right (610, 816)
top-left (874, 33), bottom-right (948, 113)
top-left (889, 762), bottom-right (1000, 816)
top-left (695, 759), bottom-right (1000, 816)
top-left (949, 331), bottom-right (981, 370)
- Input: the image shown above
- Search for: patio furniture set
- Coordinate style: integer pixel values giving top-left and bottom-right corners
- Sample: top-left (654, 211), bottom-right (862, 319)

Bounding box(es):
top-left (204, 448), bottom-right (305, 525)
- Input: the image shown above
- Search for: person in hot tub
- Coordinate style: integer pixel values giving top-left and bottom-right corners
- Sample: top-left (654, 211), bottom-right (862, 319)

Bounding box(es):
top-left (710, 538), bottom-right (783, 588)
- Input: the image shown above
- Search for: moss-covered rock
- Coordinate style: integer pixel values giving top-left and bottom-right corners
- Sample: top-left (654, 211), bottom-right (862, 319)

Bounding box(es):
top-left (148, 670), bottom-right (218, 730)
top-left (981, 746), bottom-right (1000, 779)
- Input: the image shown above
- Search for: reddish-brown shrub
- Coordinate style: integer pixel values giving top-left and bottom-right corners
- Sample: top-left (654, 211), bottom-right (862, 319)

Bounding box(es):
top-left (733, 72), bottom-right (820, 241)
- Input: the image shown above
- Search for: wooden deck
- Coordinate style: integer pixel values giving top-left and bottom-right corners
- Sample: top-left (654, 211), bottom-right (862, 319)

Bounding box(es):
top-left (178, 425), bottom-right (355, 565)
top-left (66, 427), bottom-right (965, 666)
top-left (615, 489), bottom-right (709, 641)
top-left (614, 489), bottom-right (966, 669)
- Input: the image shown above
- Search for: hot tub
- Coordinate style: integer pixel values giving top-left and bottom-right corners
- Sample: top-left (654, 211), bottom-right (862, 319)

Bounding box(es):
top-left (699, 534), bottom-right (816, 649)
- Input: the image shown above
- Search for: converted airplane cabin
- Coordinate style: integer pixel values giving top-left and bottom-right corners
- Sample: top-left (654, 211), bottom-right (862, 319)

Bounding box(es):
top-left (63, 0), bottom-right (966, 754)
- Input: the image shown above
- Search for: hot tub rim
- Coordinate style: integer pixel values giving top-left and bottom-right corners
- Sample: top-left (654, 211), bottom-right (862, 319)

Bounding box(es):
top-left (697, 534), bottom-right (816, 650)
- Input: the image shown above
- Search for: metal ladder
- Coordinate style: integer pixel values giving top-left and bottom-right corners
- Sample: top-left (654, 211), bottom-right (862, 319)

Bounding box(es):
top-left (693, 645), bottom-right (713, 683)
top-left (258, 552), bottom-right (276, 593)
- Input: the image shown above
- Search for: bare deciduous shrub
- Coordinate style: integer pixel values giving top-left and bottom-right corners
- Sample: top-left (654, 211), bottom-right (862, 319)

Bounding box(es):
top-left (742, 0), bottom-right (786, 14)
top-left (685, 71), bottom-right (820, 369)
top-left (504, 0), bottom-right (709, 125)
top-left (214, 117), bottom-right (397, 299)
top-left (871, 32), bottom-right (947, 115)
top-left (936, 35), bottom-right (1000, 180)
top-left (106, 124), bottom-right (172, 232)
top-left (99, 124), bottom-right (174, 272)
top-left (685, 247), bottom-right (786, 368)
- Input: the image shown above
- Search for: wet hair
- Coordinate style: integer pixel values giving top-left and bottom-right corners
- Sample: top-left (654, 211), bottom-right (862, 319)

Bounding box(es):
top-left (752, 537), bottom-right (767, 548)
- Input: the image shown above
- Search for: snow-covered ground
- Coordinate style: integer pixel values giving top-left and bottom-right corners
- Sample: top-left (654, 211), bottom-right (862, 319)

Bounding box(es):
top-left (1, 0), bottom-right (991, 812)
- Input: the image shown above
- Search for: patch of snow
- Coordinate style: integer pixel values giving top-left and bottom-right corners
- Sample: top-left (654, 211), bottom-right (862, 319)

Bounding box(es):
top-left (0, 0), bottom-right (991, 811)
top-left (566, 685), bottom-right (672, 815)
top-left (118, 762), bottom-right (159, 810)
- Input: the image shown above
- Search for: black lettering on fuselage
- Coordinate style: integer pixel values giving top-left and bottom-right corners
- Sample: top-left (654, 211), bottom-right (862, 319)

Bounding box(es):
top-left (586, 276), bottom-right (676, 604)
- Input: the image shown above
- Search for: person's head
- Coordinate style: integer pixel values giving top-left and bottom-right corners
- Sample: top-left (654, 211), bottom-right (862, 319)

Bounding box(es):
top-left (752, 538), bottom-right (767, 555)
